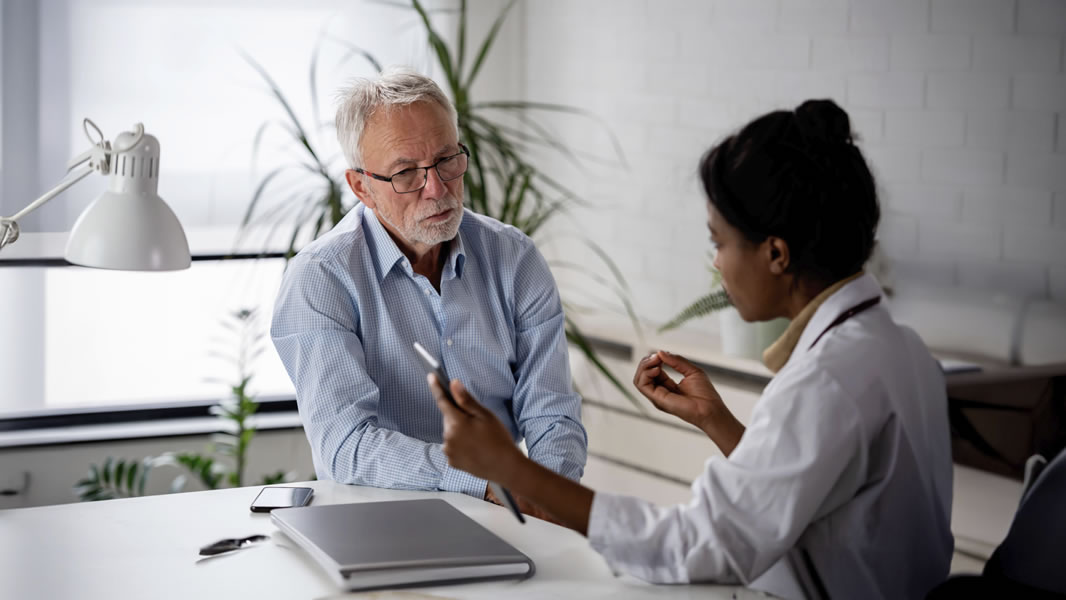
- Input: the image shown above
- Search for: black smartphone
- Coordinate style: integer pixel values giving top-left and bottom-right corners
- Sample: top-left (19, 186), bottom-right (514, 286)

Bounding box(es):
top-left (250, 486), bottom-right (313, 512)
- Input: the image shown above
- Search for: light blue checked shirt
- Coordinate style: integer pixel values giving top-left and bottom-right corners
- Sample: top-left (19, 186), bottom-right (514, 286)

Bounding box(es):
top-left (271, 203), bottom-right (587, 499)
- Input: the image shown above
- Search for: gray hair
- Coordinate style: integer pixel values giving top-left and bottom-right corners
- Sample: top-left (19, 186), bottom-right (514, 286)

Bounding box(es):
top-left (335, 66), bottom-right (458, 170)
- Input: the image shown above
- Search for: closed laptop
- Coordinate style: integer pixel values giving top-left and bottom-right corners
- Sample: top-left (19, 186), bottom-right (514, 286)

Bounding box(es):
top-left (271, 498), bottom-right (535, 591)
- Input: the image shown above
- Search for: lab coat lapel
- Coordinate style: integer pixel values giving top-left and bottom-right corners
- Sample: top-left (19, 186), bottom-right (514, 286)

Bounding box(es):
top-left (790, 274), bottom-right (885, 365)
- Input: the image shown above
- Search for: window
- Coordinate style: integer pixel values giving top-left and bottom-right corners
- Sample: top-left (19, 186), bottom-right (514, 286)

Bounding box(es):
top-left (0, 0), bottom-right (447, 423)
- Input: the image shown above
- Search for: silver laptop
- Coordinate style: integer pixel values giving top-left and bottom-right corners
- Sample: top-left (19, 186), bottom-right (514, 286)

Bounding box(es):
top-left (271, 499), bottom-right (535, 591)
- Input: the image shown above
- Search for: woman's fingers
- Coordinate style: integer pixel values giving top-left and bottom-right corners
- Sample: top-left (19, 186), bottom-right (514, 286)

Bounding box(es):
top-left (655, 370), bottom-right (682, 393)
top-left (657, 350), bottom-right (702, 377)
top-left (428, 374), bottom-right (463, 418)
top-left (449, 379), bottom-right (484, 416)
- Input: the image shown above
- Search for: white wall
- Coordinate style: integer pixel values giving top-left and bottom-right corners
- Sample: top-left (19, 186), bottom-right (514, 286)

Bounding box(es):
top-left (520, 0), bottom-right (1066, 334)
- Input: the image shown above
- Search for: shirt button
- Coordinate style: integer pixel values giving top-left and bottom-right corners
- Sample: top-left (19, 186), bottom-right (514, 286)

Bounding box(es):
top-left (424, 288), bottom-right (431, 295)
top-left (447, 339), bottom-right (453, 346)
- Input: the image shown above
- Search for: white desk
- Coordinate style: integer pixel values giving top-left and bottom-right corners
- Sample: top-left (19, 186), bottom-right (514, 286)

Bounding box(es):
top-left (0, 481), bottom-right (759, 599)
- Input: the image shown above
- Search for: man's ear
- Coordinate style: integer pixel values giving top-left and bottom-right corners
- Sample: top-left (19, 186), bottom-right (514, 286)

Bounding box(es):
top-left (346, 170), bottom-right (376, 209)
top-left (767, 236), bottom-right (790, 275)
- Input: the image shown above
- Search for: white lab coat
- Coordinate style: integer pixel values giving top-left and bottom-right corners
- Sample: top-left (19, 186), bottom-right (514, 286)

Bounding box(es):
top-left (587, 274), bottom-right (954, 600)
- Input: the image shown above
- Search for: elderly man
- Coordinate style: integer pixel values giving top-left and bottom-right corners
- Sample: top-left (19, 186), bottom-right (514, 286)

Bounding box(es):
top-left (271, 68), bottom-right (587, 504)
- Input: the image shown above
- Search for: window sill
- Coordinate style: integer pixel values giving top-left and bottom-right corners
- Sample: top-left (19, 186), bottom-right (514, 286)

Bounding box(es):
top-left (0, 410), bottom-right (302, 449)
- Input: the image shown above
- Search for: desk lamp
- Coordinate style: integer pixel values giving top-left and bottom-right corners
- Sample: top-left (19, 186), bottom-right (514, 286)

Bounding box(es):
top-left (0, 119), bottom-right (190, 270)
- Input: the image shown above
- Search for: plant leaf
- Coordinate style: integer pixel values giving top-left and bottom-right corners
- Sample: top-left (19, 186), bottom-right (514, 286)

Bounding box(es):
top-left (658, 289), bottom-right (733, 332)
top-left (411, 0), bottom-right (458, 93)
top-left (464, 0), bottom-right (518, 88)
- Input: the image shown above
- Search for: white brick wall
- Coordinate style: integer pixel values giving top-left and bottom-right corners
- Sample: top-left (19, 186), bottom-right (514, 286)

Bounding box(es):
top-left (1059, 115), bottom-right (1066, 152)
top-left (885, 110), bottom-right (966, 146)
top-left (848, 73), bottom-right (925, 107)
top-left (522, 0), bottom-right (1066, 322)
top-left (1012, 74), bottom-right (1066, 111)
top-left (963, 188), bottom-right (1053, 224)
top-left (1005, 226), bottom-right (1066, 264)
top-left (922, 149), bottom-right (1005, 185)
top-left (1007, 153), bottom-right (1066, 189)
top-left (972, 37), bottom-right (1062, 72)
top-left (931, 0), bottom-right (1016, 34)
top-left (891, 35), bottom-right (972, 71)
top-left (850, 0), bottom-right (930, 34)
top-left (919, 221), bottom-right (1003, 259)
top-left (1018, 0), bottom-right (1066, 35)
top-left (966, 111), bottom-right (1056, 153)
top-left (884, 183), bottom-right (962, 220)
top-left (927, 73), bottom-right (1012, 109)
top-left (1052, 267), bottom-right (1066, 300)
top-left (813, 37), bottom-right (889, 71)
top-left (779, 0), bottom-right (850, 34)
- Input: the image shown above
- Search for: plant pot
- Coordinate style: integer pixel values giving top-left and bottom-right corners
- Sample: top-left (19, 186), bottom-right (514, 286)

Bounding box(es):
top-left (719, 310), bottom-right (789, 360)
top-left (718, 309), bottom-right (757, 358)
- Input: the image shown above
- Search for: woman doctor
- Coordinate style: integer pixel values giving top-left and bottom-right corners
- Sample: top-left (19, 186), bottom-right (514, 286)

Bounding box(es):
top-left (427, 99), bottom-right (954, 600)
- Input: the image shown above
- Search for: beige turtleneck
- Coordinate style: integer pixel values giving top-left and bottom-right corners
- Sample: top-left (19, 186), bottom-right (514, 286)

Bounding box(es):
top-left (761, 272), bottom-right (864, 373)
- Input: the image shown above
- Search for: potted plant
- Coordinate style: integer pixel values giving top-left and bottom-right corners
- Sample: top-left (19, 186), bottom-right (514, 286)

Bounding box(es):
top-left (239, 0), bottom-right (643, 407)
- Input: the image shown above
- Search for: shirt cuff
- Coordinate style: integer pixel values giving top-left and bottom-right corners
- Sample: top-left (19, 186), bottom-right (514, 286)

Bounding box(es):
top-left (431, 445), bottom-right (488, 498)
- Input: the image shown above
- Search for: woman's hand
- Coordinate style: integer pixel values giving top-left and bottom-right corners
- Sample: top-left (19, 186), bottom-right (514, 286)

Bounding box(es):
top-left (429, 374), bottom-right (596, 533)
top-left (427, 374), bottom-right (525, 485)
top-left (633, 350), bottom-right (745, 455)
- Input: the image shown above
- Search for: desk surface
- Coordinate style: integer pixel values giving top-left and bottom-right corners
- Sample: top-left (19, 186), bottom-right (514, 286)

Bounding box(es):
top-left (0, 481), bottom-right (757, 600)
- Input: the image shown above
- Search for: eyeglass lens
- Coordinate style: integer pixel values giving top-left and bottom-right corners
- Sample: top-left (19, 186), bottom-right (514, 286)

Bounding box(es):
top-left (391, 153), bottom-right (468, 193)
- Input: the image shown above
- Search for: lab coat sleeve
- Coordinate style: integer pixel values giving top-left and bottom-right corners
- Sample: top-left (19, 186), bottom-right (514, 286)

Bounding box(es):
top-left (587, 370), bottom-right (869, 585)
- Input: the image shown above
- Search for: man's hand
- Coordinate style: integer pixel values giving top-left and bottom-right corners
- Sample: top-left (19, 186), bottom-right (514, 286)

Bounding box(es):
top-left (428, 374), bottom-right (524, 484)
top-left (633, 350), bottom-right (745, 455)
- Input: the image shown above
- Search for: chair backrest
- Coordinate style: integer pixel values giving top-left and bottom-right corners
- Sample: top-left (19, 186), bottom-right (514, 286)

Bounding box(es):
top-left (983, 447), bottom-right (1066, 595)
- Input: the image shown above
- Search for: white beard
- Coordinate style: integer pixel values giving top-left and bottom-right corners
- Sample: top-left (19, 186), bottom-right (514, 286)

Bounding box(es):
top-left (373, 193), bottom-right (463, 247)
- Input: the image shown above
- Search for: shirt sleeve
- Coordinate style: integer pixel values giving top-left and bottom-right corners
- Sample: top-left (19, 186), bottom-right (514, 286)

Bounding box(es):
top-left (586, 369), bottom-right (868, 585)
top-left (509, 242), bottom-right (588, 482)
top-left (270, 254), bottom-right (487, 498)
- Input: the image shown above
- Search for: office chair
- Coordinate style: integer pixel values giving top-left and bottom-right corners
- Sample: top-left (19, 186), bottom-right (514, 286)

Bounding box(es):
top-left (926, 448), bottom-right (1066, 599)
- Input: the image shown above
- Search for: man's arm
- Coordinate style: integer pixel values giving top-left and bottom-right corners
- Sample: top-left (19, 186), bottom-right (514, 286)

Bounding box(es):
top-left (270, 254), bottom-right (487, 497)
top-left (509, 243), bottom-right (588, 481)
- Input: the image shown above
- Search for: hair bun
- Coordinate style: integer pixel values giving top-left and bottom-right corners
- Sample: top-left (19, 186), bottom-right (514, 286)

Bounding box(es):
top-left (794, 99), bottom-right (852, 146)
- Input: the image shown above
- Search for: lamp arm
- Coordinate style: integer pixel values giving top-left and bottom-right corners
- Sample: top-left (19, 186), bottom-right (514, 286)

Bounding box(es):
top-left (0, 164), bottom-right (95, 251)
top-left (7, 164), bottom-right (95, 222)
top-left (0, 119), bottom-right (147, 253)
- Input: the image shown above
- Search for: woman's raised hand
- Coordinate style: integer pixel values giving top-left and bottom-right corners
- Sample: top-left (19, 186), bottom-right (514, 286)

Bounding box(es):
top-left (633, 350), bottom-right (745, 455)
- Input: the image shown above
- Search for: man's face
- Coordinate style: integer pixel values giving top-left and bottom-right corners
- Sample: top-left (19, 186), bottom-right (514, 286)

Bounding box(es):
top-left (348, 101), bottom-right (464, 250)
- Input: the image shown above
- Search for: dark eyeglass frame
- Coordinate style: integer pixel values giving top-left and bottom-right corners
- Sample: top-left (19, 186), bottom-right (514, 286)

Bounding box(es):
top-left (353, 143), bottom-right (470, 194)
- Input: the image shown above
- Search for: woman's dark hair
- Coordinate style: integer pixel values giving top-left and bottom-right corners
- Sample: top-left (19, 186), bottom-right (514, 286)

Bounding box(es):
top-left (700, 99), bottom-right (879, 285)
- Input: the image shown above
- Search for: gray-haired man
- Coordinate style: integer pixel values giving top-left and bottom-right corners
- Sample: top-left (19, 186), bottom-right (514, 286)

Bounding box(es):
top-left (271, 68), bottom-right (587, 514)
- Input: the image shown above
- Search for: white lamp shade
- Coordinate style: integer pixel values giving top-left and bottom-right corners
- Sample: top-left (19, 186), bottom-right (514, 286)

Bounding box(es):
top-left (65, 189), bottom-right (190, 271)
top-left (64, 131), bottom-right (190, 271)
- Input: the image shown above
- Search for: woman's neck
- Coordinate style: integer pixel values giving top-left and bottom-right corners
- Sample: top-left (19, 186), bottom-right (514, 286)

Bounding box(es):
top-left (782, 277), bottom-right (831, 320)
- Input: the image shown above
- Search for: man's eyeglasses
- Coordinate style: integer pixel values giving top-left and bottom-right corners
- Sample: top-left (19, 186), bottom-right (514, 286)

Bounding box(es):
top-left (354, 144), bottom-right (470, 194)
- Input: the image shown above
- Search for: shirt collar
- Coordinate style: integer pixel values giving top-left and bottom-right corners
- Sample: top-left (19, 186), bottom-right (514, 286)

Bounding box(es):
top-left (762, 272), bottom-right (883, 372)
top-left (363, 206), bottom-right (467, 282)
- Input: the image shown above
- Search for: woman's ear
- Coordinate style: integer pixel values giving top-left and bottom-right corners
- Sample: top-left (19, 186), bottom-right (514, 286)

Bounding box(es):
top-left (346, 170), bottom-right (376, 209)
top-left (767, 236), bottom-right (790, 275)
